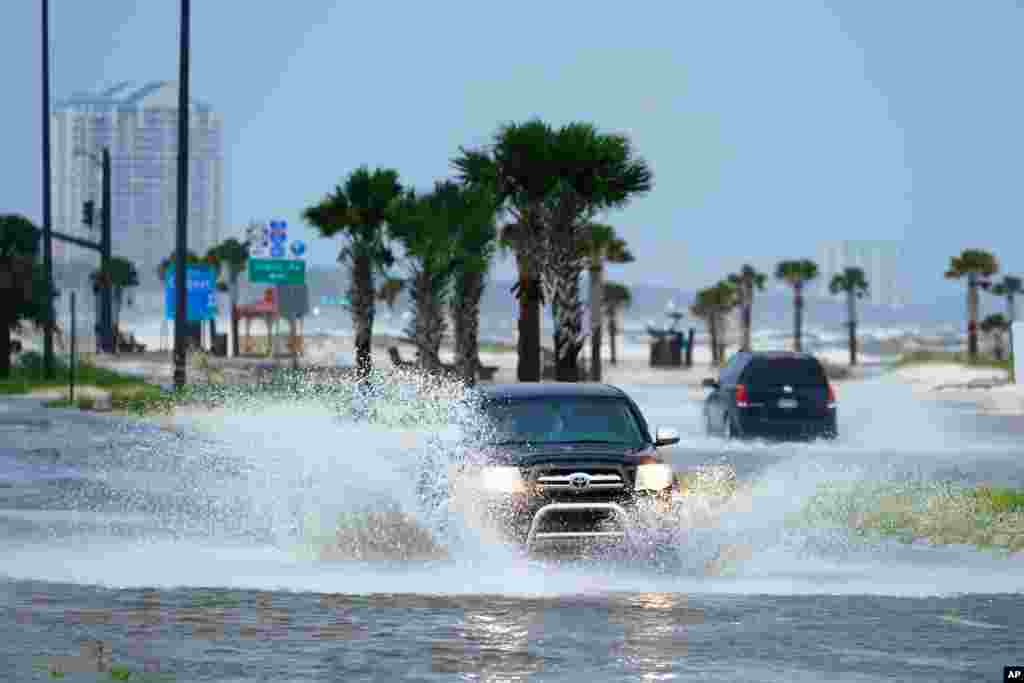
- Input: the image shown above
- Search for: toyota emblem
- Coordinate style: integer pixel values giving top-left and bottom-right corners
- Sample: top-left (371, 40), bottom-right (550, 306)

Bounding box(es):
top-left (569, 473), bottom-right (591, 490)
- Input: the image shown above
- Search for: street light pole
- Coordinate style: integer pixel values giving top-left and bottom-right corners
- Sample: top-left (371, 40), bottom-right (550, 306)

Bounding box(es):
top-left (173, 0), bottom-right (191, 390)
top-left (101, 148), bottom-right (113, 353)
top-left (42, 0), bottom-right (55, 379)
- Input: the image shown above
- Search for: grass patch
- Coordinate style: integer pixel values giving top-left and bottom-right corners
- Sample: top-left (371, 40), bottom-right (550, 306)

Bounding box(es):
top-left (792, 480), bottom-right (1024, 553)
top-left (674, 465), bottom-right (738, 498)
top-left (0, 351), bottom-right (148, 395)
top-left (894, 349), bottom-right (1011, 372)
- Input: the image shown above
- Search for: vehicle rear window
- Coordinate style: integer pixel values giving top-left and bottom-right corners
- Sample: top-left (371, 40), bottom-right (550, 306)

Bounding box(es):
top-left (742, 358), bottom-right (827, 386)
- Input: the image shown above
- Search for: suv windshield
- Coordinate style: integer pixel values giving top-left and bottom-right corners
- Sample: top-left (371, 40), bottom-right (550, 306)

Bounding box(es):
top-left (744, 357), bottom-right (827, 386)
top-left (477, 398), bottom-right (647, 446)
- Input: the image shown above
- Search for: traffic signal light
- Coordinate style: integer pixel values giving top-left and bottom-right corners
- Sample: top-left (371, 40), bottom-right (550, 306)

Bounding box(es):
top-left (83, 200), bottom-right (94, 227)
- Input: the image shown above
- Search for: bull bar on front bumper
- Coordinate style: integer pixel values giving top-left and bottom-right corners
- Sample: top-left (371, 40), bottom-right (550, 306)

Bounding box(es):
top-left (524, 502), bottom-right (633, 552)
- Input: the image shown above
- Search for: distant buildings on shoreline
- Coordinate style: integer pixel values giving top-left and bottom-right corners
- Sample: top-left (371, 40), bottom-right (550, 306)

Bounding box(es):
top-left (51, 81), bottom-right (223, 280)
top-left (817, 240), bottom-right (904, 308)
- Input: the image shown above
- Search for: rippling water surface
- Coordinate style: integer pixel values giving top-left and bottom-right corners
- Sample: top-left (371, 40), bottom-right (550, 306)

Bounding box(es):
top-left (1, 371), bottom-right (1021, 681)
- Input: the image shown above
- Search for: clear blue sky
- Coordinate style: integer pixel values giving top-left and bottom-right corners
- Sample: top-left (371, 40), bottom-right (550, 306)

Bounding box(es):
top-left (3, 1), bottom-right (1022, 301)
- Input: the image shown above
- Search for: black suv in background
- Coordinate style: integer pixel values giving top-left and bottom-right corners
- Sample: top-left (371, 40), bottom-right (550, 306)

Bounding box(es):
top-left (702, 352), bottom-right (837, 441)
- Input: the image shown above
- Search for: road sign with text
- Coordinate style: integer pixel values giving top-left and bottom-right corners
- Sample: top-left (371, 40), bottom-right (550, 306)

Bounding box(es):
top-left (248, 258), bottom-right (305, 285)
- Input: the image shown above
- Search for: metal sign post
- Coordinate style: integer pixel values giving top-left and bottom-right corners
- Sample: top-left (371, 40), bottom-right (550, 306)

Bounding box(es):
top-left (69, 291), bottom-right (76, 404)
top-left (1012, 321), bottom-right (1022, 385)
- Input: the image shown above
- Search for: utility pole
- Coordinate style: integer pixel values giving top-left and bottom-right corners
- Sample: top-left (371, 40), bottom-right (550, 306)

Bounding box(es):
top-left (100, 148), bottom-right (113, 353)
top-left (42, 0), bottom-right (55, 379)
top-left (173, 0), bottom-right (191, 390)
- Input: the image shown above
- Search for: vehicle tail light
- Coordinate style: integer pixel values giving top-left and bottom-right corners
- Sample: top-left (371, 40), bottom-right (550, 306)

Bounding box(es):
top-left (827, 383), bottom-right (836, 407)
top-left (735, 384), bottom-right (749, 408)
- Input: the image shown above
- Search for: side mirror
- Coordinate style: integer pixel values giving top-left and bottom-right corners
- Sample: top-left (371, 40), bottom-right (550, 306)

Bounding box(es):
top-left (654, 426), bottom-right (680, 447)
top-left (702, 378), bottom-right (719, 390)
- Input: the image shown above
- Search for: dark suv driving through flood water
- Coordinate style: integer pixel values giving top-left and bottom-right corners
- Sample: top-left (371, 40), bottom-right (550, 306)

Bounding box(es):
top-left (702, 351), bottom-right (838, 441)
top-left (445, 383), bottom-right (681, 554)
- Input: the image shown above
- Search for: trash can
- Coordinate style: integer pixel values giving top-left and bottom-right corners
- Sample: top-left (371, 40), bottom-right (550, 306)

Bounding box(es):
top-left (212, 333), bottom-right (228, 357)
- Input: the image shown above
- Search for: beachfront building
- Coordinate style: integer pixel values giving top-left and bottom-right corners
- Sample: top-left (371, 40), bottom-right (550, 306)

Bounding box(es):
top-left (817, 240), bottom-right (903, 307)
top-left (51, 81), bottom-right (223, 278)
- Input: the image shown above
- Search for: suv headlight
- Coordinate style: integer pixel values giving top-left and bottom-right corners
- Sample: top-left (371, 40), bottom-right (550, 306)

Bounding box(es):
top-left (480, 466), bottom-right (527, 494)
top-left (635, 463), bottom-right (673, 492)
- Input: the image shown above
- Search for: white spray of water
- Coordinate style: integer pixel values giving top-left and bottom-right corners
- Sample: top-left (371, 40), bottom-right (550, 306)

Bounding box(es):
top-left (1, 369), bottom-right (1022, 596)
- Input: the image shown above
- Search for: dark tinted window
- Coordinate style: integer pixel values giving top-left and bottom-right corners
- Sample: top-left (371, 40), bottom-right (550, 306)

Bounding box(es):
top-left (719, 353), bottom-right (747, 385)
top-left (742, 357), bottom-right (827, 386)
top-left (479, 397), bottom-right (646, 446)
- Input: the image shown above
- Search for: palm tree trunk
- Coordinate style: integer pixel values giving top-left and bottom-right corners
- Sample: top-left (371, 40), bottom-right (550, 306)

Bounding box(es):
top-left (0, 313), bottom-right (11, 379)
top-left (351, 249), bottom-right (375, 377)
top-left (967, 276), bottom-right (979, 361)
top-left (793, 283), bottom-right (804, 353)
top-left (516, 249), bottom-right (542, 381)
top-left (589, 265), bottom-right (604, 381)
top-left (454, 268), bottom-right (484, 386)
top-left (408, 268), bottom-right (444, 373)
top-left (709, 318), bottom-right (720, 366)
top-left (113, 288), bottom-right (123, 354)
top-left (741, 297), bottom-right (752, 352)
top-left (608, 312), bottom-right (619, 366)
top-left (846, 290), bottom-right (857, 366)
top-left (549, 256), bottom-right (584, 382)
top-left (229, 275), bottom-right (240, 357)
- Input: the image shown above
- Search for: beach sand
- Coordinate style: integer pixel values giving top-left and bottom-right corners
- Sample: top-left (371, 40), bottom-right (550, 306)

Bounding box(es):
top-left (19, 327), bottom-right (1021, 414)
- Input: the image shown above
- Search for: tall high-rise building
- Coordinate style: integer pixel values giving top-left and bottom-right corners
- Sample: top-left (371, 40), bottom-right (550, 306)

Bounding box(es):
top-left (817, 240), bottom-right (903, 307)
top-left (51, 81), bottom-right (223, 278)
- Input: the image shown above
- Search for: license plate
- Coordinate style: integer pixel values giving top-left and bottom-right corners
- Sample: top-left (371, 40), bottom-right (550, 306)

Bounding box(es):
top-left (778, 399), bottom-right (798, 409)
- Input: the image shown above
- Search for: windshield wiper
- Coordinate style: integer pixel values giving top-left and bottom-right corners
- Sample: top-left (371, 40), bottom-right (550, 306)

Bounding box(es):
top-left (548, 439), bottom-right (632, 445)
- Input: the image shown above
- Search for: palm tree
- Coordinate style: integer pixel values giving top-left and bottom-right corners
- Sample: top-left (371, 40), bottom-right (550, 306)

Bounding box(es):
top-left (727, 265), bottom-right (767, 352)
top-left (828, 267), bottom-right (869, 366)
top-left (980, 313), bottom-right (1010, 361)
top-left (450, 184), bottom-right (498, 386)
top-left (0, 214), bottom-right (59, 377)
top-left (303, 166), bottom-right (403, 376)
top-left (543, 122), bottom-right (653, 381)
top-left (387, 182), bottom-right (463, 373)
top-left (209, 237), bottom-right (250, 357)
top-left (991, 275), bottom-right (1022, 324)
top-left (991, 275), bottom-right (1022, 381)
top-left (453, 119), bottom-right (561, 382)
top-left (579, 223), bottom-right (634, 381)
top-left (775, 259), bottom-right (819, 353)
top-left (90, 256), bottom-right (139, 353)
top-left (690, 281), bottom-right (739, 366)
top-left (945, 249), bottom-right (999, 362)
top-left (603, 281), bottom-right (632, 366)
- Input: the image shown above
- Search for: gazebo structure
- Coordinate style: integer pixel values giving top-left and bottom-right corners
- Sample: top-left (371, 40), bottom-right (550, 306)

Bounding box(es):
top-left (235, 287), bottom-right (279, 357)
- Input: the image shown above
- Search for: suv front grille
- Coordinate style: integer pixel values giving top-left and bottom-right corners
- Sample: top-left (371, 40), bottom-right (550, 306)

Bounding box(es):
top-left (530, 466), bottom-right (628, 496)
top-left (536, 473), bottom-right (624, 491)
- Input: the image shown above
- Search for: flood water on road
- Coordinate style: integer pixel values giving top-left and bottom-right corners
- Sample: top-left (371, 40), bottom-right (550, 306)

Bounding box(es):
top-left (0, 372), bottom-right (1021, 682)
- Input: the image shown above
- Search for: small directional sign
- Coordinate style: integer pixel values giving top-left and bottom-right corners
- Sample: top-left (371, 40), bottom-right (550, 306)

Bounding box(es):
top-left (249, 258), bottom-right (305, 285)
